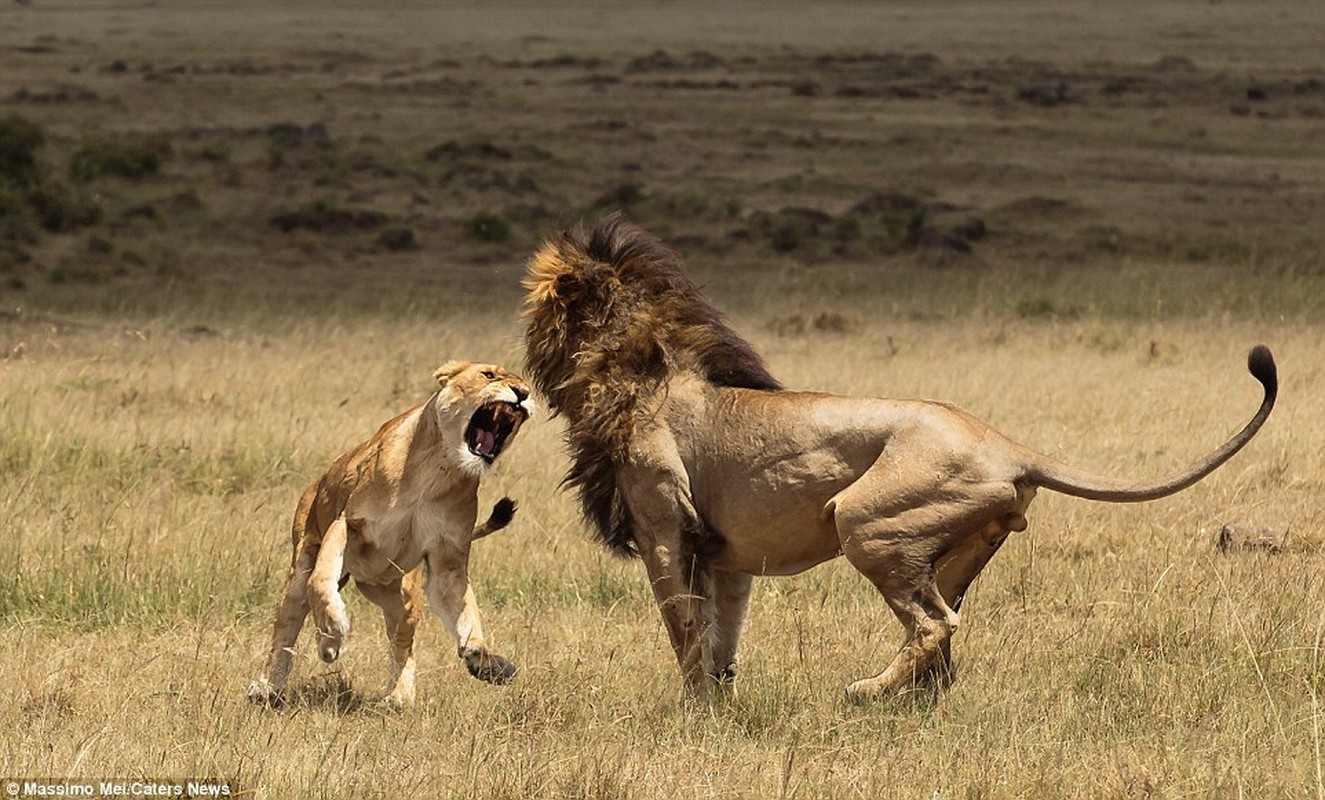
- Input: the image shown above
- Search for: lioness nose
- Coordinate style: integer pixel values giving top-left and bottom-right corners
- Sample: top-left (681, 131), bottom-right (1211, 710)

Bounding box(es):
top-left (513, 385), bottom-right (529, 403)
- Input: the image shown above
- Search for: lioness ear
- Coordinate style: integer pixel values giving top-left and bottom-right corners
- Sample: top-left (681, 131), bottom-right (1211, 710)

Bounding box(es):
top-left (434, 361), bottom-right (469, 387)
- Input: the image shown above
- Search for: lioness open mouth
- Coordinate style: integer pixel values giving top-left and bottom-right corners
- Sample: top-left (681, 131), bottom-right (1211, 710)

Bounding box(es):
top-left (465, 402), bottom-right (527, 463)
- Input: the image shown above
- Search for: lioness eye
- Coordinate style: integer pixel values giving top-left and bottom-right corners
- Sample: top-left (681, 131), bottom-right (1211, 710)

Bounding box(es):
top-left (481, 370), bottom-right (496, 380)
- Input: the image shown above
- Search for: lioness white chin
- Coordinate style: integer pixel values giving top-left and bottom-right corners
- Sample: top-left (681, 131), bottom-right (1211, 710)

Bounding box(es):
top-left (248, 361), bottom-right (533, 708)
top-left (522, 213), bottom-right (1276, 703)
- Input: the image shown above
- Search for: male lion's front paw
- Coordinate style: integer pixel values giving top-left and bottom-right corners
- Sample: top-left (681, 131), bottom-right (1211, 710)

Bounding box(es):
top-left (711, 662), bottom-right (738, 687)
top-left (247, 678), bottom-right (283, 707)
top-left (463, 649), bottom-right (518, 685)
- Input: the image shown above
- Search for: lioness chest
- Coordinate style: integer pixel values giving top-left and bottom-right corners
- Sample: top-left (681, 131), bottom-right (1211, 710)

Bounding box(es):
top-left (338, 474), bottom-right (481, 586)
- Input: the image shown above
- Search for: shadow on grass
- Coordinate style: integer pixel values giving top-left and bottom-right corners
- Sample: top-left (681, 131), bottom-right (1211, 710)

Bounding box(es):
top-left (282, 673), bottom-right (371, 715)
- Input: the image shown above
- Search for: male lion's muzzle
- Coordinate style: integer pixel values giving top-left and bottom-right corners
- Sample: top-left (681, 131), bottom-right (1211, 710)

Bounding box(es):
top-left (465, 400), bottom-right (528, 463)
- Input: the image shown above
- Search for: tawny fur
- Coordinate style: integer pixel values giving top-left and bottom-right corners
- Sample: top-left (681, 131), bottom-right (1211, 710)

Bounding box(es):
top-left (248, 362), bottom-right (533, 708)
top-left (523, 213), bottom-right (1276, 703)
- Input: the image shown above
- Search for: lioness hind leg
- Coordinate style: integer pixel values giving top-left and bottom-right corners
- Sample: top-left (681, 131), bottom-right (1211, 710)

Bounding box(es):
top-left (247, 538), bottom-right (316, 705)
top-left (308, 516), bottom-right (351, 664)
top-left (355, 571), bottom-right (424, 709)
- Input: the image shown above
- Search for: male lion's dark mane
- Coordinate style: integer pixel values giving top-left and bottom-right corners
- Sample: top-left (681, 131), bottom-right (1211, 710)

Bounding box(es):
top-left (522, 213), bottom-right (781, 557)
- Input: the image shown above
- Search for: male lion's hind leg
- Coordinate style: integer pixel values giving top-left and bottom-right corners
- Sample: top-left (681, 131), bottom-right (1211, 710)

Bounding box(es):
top-left (831, 459), bottom-right (1020, 704)
top-left (248, 531), bottom-right (318, 706)
top-left (924, 516), bottom-right (1023, 685)
top-left (307, 516), bottom-right (352, 664)
top-left (355, 572), bottom-right (424, 709)
top-left (844, 574), bottom-right (958, 705)
top-left (923, 488), bottom-right (1031, 687)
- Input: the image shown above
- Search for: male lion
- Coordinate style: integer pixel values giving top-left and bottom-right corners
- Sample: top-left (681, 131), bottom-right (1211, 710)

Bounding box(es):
top-left (248, 361), bottom-right (533, 708)
top-left (522, 214), bottom-right (1276, 703)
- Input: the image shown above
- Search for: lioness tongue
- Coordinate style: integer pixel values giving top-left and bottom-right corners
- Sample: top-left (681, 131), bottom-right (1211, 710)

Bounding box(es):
top-left (477, 429), bottom-right (497, 456)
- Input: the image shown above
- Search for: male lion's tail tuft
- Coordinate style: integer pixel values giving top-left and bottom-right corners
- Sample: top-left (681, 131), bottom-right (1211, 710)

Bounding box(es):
top-left (1247, 343), bottom-right (1277, 402)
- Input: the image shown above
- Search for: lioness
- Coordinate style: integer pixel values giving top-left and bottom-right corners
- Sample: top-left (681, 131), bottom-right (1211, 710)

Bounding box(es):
top-left (248, 361), bottom-right (533, 708)
top-left (523, 214), bottom-right (1276, 703)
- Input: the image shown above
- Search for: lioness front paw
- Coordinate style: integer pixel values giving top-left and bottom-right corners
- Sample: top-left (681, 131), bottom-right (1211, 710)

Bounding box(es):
top-left (489, 497), bottom-right (516, 529)
top-left (379, 689), bottom-right (414, 711)
top-left (462, 649), bottom-right (518, 685)
top-left (317, 618), bottom-right (349, 664)
top-left (318, 637), bottom-right (343, 664)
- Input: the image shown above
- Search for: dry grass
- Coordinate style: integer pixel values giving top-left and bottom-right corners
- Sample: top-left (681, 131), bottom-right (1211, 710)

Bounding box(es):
top-left (2, 313), bottom-right (1321, 798)
top-left (2, 1), bottom-right (1325, 797)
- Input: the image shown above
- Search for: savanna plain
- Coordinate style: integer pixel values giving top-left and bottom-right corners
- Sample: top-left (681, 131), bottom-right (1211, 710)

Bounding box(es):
top-left (2, 1), bottom-right (1325, 797)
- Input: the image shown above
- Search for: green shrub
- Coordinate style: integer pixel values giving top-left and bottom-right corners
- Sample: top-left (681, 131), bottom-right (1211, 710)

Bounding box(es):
top-left (1015, 295), bottom-right (1082, 320)
top-left (880, 208), bottom-right (927, 249)
top-left (26, 179), bottom-right (102, 232)
top-left (69, 133), bottom-right (171, 182)
top-left (0, 183), bottom-right (28, 218)
top-left (468, 210), bottom-right (511, 243)
top-left (748, 207), bottom-right (833, 254)
top-left (0, 115), bottom-right (45, 186)
top-left (86, 235), bottom-right (113, 255)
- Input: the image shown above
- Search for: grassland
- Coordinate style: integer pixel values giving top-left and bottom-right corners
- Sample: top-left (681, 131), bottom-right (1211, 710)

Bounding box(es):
top-left (2, 1), bottom-right (1324, 798)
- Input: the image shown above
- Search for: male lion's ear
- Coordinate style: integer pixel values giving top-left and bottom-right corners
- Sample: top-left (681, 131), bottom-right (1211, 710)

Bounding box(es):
top-left (434, 361), bottom-right (470, 386)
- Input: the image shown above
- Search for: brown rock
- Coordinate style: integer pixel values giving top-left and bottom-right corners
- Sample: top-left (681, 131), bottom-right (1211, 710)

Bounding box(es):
top-left (1216, 522), bottom-right (1291, 554)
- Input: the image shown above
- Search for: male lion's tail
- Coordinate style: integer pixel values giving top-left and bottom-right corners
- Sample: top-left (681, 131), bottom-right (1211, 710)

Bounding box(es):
top-left (1025, 345), bottom-right (1276, 503)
